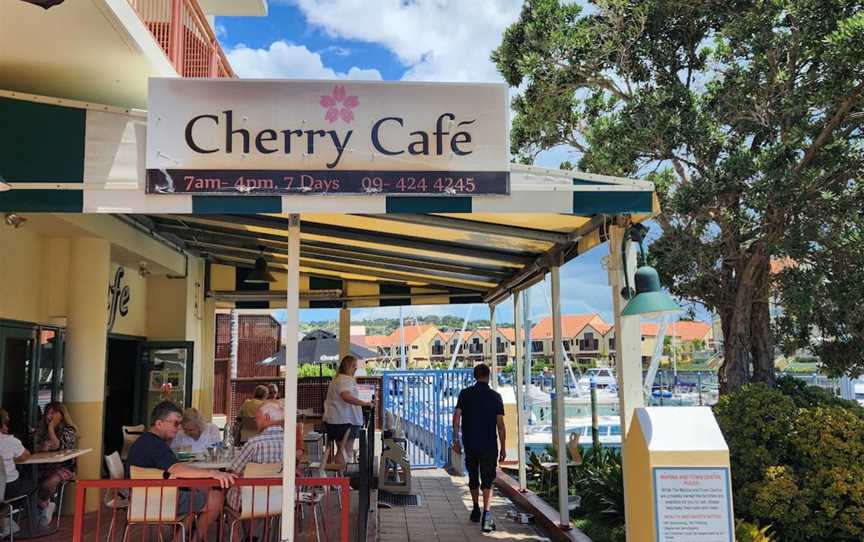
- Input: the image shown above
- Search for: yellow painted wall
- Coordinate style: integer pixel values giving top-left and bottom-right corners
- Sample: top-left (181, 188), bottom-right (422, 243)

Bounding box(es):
top-left (64, 237), bottom-right (110, 510)
top-left (0, 226), bottom-right (44, 324)
top-left (109, 263), bottom-right (148, 337)
top-left (40, 237), bottom-right (70, 323)
top-left (145, 276), bottom-right (187, 340)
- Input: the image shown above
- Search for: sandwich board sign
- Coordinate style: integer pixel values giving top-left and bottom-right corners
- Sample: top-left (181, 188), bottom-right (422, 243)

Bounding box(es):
top-left (623, 407), bottom-right (735, 542)
top-left (145, 79), bottom-right (510, 196)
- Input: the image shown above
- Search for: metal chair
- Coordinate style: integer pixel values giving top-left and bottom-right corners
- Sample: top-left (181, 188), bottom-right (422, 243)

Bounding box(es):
top-left (323, 429), bottom-right (351, 510)
top-left (103, 452), bottom-right (129, 541)
top-left (121, 466), bottom-right (187, 542)
top-left (224, 463), bottom-right (282, 542)
top-left (0, 467), bottom-right (27, 541)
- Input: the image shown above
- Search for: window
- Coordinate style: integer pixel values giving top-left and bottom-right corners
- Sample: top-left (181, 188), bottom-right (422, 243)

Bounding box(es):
top-left (531, 341), bottom-right (544, 353)
top-left (609, 425), bottom-right (621, 436)
top-left (411, 345), bottom-right (418, 350)
top-left (432, 340), bottom-right (444, 356)
top-left (496, 338), bottom-right (506, 353)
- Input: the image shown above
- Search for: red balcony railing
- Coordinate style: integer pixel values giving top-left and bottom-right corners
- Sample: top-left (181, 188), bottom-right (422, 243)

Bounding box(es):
top-left (128, 0), bottom-right (235, 78)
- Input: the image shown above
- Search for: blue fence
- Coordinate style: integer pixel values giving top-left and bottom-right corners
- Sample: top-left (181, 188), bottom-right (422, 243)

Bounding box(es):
top-left (381, 369), bottom-right (474, 468)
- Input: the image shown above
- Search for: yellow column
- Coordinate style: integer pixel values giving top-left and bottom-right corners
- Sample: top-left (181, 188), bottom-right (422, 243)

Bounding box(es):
top-left (64, 237), bottom-right (110, 510)
top-left (197, 295), bottom-right (217, 420)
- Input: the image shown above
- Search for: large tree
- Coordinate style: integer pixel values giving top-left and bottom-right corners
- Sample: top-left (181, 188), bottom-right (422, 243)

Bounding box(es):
top-left (493, 0), bottom-right (864, 392)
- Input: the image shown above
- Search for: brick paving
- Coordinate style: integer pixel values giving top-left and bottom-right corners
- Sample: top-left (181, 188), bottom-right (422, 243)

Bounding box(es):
top-left (378, 470), bottom-right (552, 542)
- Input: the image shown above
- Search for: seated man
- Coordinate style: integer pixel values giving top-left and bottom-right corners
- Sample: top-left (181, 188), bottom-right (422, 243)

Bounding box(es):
top-left (126, 401), bottom-right (236, 542)
top-left (170, 408), bottom-right (221, 453)
top-left (227, 400), bottom-right (303, 511)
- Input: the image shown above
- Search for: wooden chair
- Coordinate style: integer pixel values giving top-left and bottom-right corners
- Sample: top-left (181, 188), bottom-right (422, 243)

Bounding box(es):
top-left (122, 467), bottom-right (187, 542)
top-left (225, 463), bottom-right (282, 542)
top-left (120, 425), bottom-right (145, 461)
top-left (103, 452), bottom-right (129, 541)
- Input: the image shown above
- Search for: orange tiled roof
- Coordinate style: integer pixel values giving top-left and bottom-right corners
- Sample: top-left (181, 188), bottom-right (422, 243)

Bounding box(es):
top-left (364, 335), bottom-right (391, 348)
top-left (770, 257), bottom-right (796, 275)
top-left (531, 314), bottom-right (610, 339)
top-left (385, 324), bottom-right (436, 346)
top-left (639, 321), bottom-right (711, 341)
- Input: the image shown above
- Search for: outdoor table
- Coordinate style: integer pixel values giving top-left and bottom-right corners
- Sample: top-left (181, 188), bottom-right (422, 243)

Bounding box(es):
top-left (17, 448), bottom-right (92, 539)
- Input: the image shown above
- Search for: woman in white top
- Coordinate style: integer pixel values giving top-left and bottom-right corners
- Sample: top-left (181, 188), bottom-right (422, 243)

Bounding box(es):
top-left (170, 408), bottom-right (222, 453)
top-left (0, 408), bottom-right (31, 499)
top-left (323, 355), bottom-right (371, 465)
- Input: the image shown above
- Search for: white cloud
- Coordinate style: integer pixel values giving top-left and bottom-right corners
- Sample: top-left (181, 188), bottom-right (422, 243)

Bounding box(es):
top-left (288, 0), bottom-right (522, 82)
top-left (226, 41), bottom-right (383, 80)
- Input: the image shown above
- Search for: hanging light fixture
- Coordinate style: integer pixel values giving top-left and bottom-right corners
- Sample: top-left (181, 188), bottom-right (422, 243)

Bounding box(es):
top-left (620, 223), bottom-right (682, 318)
top-left (243, 246), bottom-right (276, 284)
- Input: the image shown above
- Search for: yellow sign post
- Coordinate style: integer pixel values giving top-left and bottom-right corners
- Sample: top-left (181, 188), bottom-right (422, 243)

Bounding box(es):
top-left (623, 407), bottom-right (735, 542)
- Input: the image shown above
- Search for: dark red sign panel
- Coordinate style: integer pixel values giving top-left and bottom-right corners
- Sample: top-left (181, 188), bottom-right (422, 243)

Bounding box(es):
top-left (146, 169), bottom-right (509, 195)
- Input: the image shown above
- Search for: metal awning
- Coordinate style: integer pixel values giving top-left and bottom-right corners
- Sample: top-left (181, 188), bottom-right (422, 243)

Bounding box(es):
top-left (124, 208), bottom-right (651, 308)
top-left (1, 90), bottom-right (660, 307)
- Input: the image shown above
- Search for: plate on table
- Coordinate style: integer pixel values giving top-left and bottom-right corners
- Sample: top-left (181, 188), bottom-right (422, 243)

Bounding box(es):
top-left (176, 452), bottom-right (200, 462)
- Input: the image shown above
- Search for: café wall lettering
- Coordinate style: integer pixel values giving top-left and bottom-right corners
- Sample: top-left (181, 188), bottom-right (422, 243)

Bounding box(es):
top-left (107, 266), bottom-right (130, 332)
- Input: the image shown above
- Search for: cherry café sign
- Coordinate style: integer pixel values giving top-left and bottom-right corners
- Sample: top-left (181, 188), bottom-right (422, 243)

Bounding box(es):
top-left (146, 79), bottom-right (510, 196)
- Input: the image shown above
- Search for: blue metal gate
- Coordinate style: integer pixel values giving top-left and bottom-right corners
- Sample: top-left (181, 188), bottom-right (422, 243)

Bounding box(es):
top-left (381, 370), bottom-right (474, 468)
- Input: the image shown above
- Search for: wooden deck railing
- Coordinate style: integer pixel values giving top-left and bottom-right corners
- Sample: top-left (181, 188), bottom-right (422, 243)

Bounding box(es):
top-left (127, 0), bottom-right (235, 78)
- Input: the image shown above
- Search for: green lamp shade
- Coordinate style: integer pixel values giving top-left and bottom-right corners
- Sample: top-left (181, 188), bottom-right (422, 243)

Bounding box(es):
top-left (622, 266), bottom-right (682, 318)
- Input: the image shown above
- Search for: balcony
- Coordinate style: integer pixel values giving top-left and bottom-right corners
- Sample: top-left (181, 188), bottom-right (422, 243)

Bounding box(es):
top-left (128, 0), bottom-right (234, 78)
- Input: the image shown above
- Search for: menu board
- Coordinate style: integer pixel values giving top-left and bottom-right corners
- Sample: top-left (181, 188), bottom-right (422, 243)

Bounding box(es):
top-left (653, 467), bottom-right (733, 542)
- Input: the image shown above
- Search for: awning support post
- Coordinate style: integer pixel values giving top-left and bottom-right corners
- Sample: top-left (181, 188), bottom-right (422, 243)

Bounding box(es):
top-left (339, 307), bottom-right (351, 360)
top-left (551, 265), bottom-right (570, 529)
top-left (489, 303), bottom-right (498, 390)
top-left (608, 224), bottom-right (644, 540)
top-left (513, 292), bottom-right (527, 491)
top-left (281, 213), bottom-right (300, 541)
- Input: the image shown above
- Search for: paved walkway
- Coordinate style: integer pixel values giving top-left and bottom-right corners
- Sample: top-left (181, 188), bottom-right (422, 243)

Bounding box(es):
top-left (378, 470), bottom-right (552, 542)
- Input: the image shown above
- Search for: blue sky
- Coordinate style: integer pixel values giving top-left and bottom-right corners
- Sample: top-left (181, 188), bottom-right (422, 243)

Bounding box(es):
top-left (217, 1), bottom-right (710, 326)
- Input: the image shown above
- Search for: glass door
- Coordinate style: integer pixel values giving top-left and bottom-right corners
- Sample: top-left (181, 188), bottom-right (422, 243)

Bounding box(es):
top-left (138, 342), bottom-right (194, 420)
top-left (0, 325), bottom-right (37, 444)
top-left (34, 327), bottom-right (64, 421)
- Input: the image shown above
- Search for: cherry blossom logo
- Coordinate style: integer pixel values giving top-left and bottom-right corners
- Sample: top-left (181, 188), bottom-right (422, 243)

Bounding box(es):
top-left (320, 85), bottom-right (359, 124)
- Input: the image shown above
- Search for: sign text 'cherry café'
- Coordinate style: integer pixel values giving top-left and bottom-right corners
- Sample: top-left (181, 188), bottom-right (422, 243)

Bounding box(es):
top-left (145, 79), bottom-right (510, 196)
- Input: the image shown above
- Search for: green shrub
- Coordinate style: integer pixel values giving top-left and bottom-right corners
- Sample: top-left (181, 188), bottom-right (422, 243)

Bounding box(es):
top-left (776, 375), bottom-right (864, 414)
top-left (734, 519), bottom-right (776, 542)
top-left (716, 381), bottom-right (864, 541)
top-left (298, 363), bottom-right (334, 378)
top-left (573, 446), bottom-right (625, 525)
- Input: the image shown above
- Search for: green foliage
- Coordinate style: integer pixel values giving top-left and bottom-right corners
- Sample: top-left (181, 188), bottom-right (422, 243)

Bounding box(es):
top-left (297, 364), bottom-right (334, 378)
top-left (735, 519), bottom-right (776, 542)
top-left (775, 375), bottom-right (864, 413)
top-left (715, 381), bottom-right (864, 541)
top-left (574, 446), bottom-right (625, 524)
top-left (493, 0), bottom-right (864, 388)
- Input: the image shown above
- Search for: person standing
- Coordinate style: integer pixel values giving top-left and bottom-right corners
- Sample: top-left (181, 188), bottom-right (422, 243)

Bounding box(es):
top-left (323, 355), bottom-right (371, 466)
top-left (452, 363), bottom-right (506, 532)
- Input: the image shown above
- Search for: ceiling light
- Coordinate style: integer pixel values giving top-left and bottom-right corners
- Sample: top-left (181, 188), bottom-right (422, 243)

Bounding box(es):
top-left (244, 247), bottom-right (276, 284)
top-left (4, 214), bottom-right (26, 228)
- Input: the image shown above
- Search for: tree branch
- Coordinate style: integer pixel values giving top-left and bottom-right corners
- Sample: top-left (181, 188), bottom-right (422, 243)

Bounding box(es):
top-left (794, 81), bottom-right (864, 175)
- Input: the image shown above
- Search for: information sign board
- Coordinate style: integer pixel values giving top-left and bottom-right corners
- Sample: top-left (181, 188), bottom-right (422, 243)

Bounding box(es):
top-left (653, 467), bottom-right (733, 542)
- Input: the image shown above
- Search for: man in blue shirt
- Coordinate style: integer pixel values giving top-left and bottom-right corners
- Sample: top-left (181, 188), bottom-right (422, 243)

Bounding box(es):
top-left (127, 401), bottom-right (236, 542)
top-left (452, 364), bottom-right (506, 532)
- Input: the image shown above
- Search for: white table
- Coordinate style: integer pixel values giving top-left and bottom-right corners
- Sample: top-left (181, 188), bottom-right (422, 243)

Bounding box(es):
top-left (17, 448), bottom-right (92, 539)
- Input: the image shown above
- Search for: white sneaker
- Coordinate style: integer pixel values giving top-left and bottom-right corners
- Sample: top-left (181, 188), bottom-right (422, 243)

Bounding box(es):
top-left (39, 502), bottom-right (56, 526)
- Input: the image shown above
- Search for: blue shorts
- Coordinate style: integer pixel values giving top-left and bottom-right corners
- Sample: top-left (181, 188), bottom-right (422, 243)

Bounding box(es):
top-left (177, 488), bottom-right (207, 515)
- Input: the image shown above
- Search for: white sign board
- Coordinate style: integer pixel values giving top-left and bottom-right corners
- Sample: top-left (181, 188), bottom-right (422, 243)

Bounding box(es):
top-left (146, 79), bottom-right (510, 195)
top-left (653, 467), bottom-right (733, 542)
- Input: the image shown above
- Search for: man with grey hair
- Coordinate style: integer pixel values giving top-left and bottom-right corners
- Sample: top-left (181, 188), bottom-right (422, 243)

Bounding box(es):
top-left (226, 400), bottom-right (289, 511)
top-left (170, 408), bottom-right (221, 453)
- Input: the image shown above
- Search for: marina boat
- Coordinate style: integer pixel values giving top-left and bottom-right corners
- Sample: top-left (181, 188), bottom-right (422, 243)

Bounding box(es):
top-left (524, 415), bottom-right (622, 454)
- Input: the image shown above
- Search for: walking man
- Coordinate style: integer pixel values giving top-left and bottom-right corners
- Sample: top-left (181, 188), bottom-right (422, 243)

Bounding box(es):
top-left (452, 363), bottom-right (506, 532)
